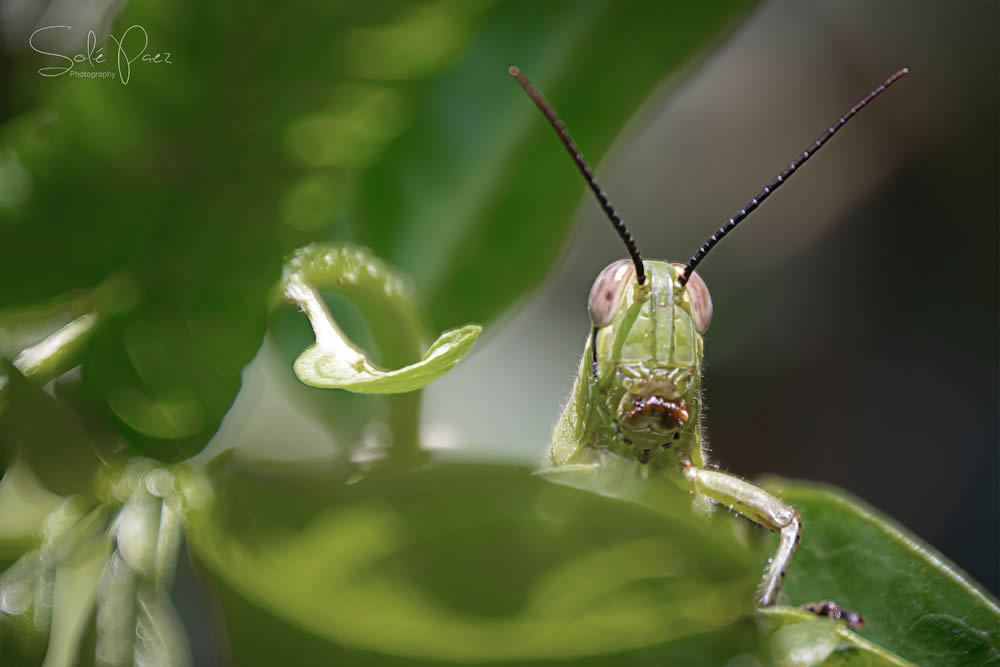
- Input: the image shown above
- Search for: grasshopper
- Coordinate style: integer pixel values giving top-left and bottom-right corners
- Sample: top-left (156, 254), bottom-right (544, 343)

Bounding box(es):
top-left (510, 65), bottom-right (908, 629)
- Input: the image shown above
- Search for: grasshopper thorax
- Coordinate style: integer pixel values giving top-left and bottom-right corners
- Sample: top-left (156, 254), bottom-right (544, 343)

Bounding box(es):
top-left (587, 260), bottom-right (712, 464)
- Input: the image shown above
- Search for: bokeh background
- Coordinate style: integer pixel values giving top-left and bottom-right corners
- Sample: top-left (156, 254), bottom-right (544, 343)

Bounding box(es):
top-left (1, 0), bottom-right (996, 664)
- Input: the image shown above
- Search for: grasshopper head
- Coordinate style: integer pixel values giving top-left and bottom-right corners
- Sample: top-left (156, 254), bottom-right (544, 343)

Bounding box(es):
top-left (588, 260), bottom-right (712, 458)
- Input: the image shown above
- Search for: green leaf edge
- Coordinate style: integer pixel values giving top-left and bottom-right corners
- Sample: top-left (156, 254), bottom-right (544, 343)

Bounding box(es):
top-left (761, 476), bottom-right (1000, 617)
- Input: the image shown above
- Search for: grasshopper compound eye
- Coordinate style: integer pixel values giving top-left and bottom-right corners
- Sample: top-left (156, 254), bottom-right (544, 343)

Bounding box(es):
top-left (588, 259), bottom-right (636, 328)
top-left (673, 265), bottom-right (713, 335)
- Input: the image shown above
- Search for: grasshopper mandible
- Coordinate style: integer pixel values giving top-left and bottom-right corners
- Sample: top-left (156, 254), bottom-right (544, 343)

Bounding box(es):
top-left (510, 64), bottom-right (908, 629)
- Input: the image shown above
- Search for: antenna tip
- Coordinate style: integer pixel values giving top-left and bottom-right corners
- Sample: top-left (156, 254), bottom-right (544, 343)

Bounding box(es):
top-left (883, 67), bottom-right (909, 86)
top-left (508, 65), bottom-right (520, 76)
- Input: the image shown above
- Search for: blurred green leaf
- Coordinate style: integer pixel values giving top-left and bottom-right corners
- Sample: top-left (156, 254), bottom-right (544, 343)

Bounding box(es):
top-left (0, 0), bottom-right (753, 462)
top-left (187, 460), bottom-right (766, 663)
top-left (0, 362), bottom-right (108, 496)
top-left (0, 458), bottom-right (62, 556)
top-left (759, 608), bottom-right (916, 667)
top-left (0, 0), bottom-right (497, 460)
top-left (0, 595), bottom-right (48, 667)
top-left (82, 298), bottom-right (258, 461)
top-left (209, 577), bottom-right (767, 667)
top-left (356, 1), bottom-right (752, 331)
top-left (762, 478), bottom-right (1000, 666)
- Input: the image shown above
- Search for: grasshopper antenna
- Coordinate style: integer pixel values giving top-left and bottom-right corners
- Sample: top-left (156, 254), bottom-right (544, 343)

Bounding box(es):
top-left (679, 67), bottom-right (909, 287)
top-left (510, 65), bottom-right (646, 285)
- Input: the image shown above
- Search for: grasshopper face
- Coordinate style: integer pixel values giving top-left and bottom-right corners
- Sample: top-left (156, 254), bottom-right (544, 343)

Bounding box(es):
top-left (587, 260), bottom-right (712, 465)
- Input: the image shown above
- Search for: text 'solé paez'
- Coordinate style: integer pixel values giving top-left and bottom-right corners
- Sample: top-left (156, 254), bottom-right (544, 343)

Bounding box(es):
top-left (29, 25), bottom-right (173, 85)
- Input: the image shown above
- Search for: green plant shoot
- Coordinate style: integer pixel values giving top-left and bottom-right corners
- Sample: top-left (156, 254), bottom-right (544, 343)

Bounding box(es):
top-left (511, 65), bottom-right (910, 630)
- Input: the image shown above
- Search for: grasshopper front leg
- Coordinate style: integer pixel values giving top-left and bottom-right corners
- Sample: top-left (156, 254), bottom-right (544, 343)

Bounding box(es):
top-left (682, 463), bottom-right (864, 630)
top-left (683, 465), bottom-right (799, 605)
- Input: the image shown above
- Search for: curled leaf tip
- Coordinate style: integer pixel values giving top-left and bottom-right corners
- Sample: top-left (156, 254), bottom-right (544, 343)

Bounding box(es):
top-left (295, 323), bottom-right (481, 394)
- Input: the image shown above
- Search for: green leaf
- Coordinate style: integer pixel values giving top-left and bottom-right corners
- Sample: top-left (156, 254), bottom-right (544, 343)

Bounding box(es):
top-left (205, 578), bottom-right (769, 667)
top-left (0, 585), bottom-right (48, 666)
top-left (82, 299), bottom-right (258, 461)
top-left (280, 243), bottom-right (481, 394)
top-left (356, 1), bottom-right (753, 331)
top-left (1, 1), bottom-right (752, 462)
top-left (759, 608), bottom-right (916, 667)
top-left (0, 1), bottom-right (497, 461)
top-left (187, 460), bottom-right (767, 663)
top-left (0, 458), bottom-right (62, 556)
top-left (761, 478), bottom-right (1000, 666)
top-left (294, 324), bottom-right (480, 393)
top-left (278, 243), bottom-right (429, 369)
top-left (277, 243), bottom-right (481, 458)
top-left (0, 362), bottom-right (107, 496)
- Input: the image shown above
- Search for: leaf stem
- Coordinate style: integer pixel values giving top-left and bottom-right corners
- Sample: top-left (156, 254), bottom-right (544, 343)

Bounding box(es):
top-left (11, 313), bottom-right (99, 385)
top-left (1, 273), bottom-right (140, 391)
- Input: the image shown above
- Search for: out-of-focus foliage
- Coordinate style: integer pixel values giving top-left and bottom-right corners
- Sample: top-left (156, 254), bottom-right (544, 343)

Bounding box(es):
top-left (188, 458), bottom-right (768, 665)
top-left (0, 0), bottom-right (749, 462)
top-left (0, 363), bottom-right (107, 496)
top-left (758, 609), bottom-right (915, 667)
top-left (188, 463), bottom-right (1000, 666)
